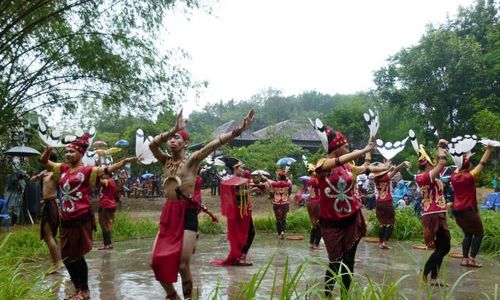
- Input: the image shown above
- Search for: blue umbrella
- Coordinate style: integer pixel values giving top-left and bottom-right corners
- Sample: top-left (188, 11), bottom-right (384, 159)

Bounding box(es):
top-left (299, 176), bottom-right (310, 182)
top-left (141, 173), bottom-right (154, 179)
top-left (115, 140), bottom-right (129, 147)
top-left (276, 157), bottom-right (297, 165)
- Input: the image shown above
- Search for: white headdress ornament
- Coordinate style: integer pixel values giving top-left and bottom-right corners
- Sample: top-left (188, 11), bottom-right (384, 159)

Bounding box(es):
top-left (135, 129), bottom-right (158, 165)
top-left (376, 137), bottom-right (409, 160)
top-left (309, 118), bottom-right (329, 152)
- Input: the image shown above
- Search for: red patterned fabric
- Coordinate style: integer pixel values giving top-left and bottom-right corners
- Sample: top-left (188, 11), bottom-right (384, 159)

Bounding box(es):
top-left (318, 164), bottom-right (362, 221)
top-left (374, 174), bottom-right (392, 203)
top-left (58, 164), bottom-right (96, 220)
top-left (99, 178), bottom-right (117, 209)
top-left (270, 180), bottom-right (291, 204)
top-left (415, 172), bottom-right (446, 216)
top-left (307, 176), bottom-right (320, 204)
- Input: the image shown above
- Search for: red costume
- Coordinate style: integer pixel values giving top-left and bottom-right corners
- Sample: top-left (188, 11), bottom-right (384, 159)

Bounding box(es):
top-left (306, 176), bottom-right (320, 222)
top-left (415, 172), bottom-right (449, 248)
top-left (212, 176), bottom-right (252, 265)
top-left (374, 174), bottom-right (395, 225)
top-left (271, 178), bottom-right (291, 236)
top-left (318, 162), bottom-right (366, 261)
top-left (98, 178), bottom-right (117, 243)
top-left (451, 169), bottom-right (483, 235)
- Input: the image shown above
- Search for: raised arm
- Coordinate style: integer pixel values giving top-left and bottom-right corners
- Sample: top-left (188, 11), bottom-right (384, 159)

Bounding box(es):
top-left (39, 147), bottom-right (58, 171)
top-left (388, 161), bottom-right (411, 179)
top-left (429, 140), bottom-right (449, 180)
top-left (188, 109), bottom-right (255, 167)
top-left (317, 138), bottom-right (376, 172)
top-left (470, 145), bottom-right (493, 180)
top-left (149, 109), bottom-right (186, 164)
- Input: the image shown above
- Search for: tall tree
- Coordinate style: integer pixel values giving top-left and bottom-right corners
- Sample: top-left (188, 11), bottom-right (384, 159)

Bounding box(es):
top-left (0, 0), bottom-right (203, 136)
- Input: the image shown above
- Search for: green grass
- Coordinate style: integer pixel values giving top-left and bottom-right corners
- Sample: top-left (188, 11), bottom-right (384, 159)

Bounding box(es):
top-left (0, 234), bottom-right (55, 300)
top-left (253, 208), bottom-right (311, 234)
top-left (366, 209), bottom-right (423, 241)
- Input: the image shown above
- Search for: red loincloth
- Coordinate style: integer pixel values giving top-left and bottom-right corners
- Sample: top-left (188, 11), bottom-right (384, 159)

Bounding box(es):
top-left (375, 201), bottom-right (395, 225)
top-left (151, 199), bottom-right (187, 283)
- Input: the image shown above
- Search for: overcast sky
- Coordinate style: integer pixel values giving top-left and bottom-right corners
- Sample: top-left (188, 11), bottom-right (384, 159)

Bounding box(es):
top-left (163, 0), bottom-right (475, 115)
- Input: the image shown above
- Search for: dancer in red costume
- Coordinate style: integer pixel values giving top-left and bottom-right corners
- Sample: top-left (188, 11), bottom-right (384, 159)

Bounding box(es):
top-left (411, 135), bottom-right (450, 287)
top-left (306, 164), bottom-right (322, 249)
top-left (451, 145), bottom-right (494, 267)
top-left (98, 173), bottom-right (117, 250)
top-left (260, 170), bottom-right (291, 239)
top-left (372, 160), bottom-right (410, 249)
top-left (312, 122), bottom-right (387, 299)
top-left (212, 159), bottom-right (255, 266)
top-left (40, 134), bottom-right (138, 300)
top-left (149, 109), bottom-right (254, 300)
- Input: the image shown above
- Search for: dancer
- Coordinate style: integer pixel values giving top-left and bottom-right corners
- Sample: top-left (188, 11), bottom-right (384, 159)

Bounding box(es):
top-left (311, 121), bottom-right (386, 298)
top-left (373, 160), bottom-right (411, 249)
top-left (409, 131), bottom-right (450, 286)
top-left (30, 151), bottom-right (65, 274)
top-left (149, 109), bottom-right (254, 300)
top-left (260, 170), bottom-right (291, 239)
top-left (451, 144), bottom-right (494, 267)
top-left (98, 173), bottom-right (117, 250)
top-left (306, 164), bottom-right (322, 249)
top-left (213, 158), bottom-right (256, 266)
top-left (40, 134), bottom-right (138, 300)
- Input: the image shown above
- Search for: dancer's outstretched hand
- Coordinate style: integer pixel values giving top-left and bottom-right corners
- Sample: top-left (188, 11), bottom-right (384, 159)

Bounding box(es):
top-left (241, 108), bottom-right (255, 130)
top-left (175, 109), bottom-right (185, 132)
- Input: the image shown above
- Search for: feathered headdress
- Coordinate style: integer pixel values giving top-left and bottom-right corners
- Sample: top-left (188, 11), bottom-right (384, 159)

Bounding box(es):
top-left (408, 129), bottom-right (435, 167)
top-left (309, 118), bottom-right (348, 153)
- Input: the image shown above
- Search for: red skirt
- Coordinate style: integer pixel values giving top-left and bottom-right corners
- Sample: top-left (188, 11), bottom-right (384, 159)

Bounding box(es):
top-left (152, 199), bottom-right (187, 283)
top-left (455, 207), bottom-right (484, 235)
top-left (422, 213), bottom-right (450, 249)
top-left (98, 207), bottom-right (116, 231)
top-left (320, 211), bottom-right (366, 261)
top-left (307, 201), bottom-right (320, 225)
top-left (375, 201), bottom-right (395, 225)
top-left (60, 212), bottom-right (94, 261)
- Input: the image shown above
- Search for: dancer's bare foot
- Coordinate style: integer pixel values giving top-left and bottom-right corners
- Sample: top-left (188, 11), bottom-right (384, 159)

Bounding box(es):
top-left (460, 258), bottom-right (470, 266)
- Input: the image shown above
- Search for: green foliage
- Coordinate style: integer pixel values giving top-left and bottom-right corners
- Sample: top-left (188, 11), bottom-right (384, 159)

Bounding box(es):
top-left (0, 234), bottom-right (54, 299)
top-left (480, 210), bottom-right (500, 259)
top-left (225, 134), bottom-right (306, 179)
top-left (253, 208), bottom-right (311, 234)
top-left (0, 0), bottom-right (202, 140)
top-left (367, 209), bottom-right (423, 241)
top-left (95, 211), bottom-right (158, 240)
top-left (199, 215), bottom-right (225, 234)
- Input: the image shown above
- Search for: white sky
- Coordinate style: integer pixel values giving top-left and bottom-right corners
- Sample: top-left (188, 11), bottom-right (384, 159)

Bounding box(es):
top-left (163, 0), bottom-right (475, 116)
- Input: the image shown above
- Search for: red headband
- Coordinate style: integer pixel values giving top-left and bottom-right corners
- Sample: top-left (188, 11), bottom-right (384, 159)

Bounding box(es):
top-left (327, 128), bottom-right (348, 153)
top-left (177, 130), bottom-right (189, 142)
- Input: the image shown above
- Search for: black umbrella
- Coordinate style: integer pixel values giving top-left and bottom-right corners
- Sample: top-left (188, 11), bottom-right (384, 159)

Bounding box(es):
top-left (4, 145), bottom-right (41, 157)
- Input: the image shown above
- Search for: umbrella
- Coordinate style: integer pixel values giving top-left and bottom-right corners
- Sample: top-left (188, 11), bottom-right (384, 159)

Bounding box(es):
top-left (115, 140), bottom-right (129, 147)
top-left (4, 146), bottom-right (41, 157)
top-left (251, 170), bottom-right (270, 176)
top-left (276, 157), bottom-right (296, 165)
top-left (92, 140), bottom-right (107, 148)
top-left (299, 176), bottom-right (310, 182)
top-left (141, 173), bottom-right (154, 179)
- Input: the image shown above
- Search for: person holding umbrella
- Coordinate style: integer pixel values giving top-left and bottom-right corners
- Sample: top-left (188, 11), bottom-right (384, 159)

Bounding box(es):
top-left (148, 109), bottom-right (254, 300)
top-left (39, 134), bottom-right (139, 300)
